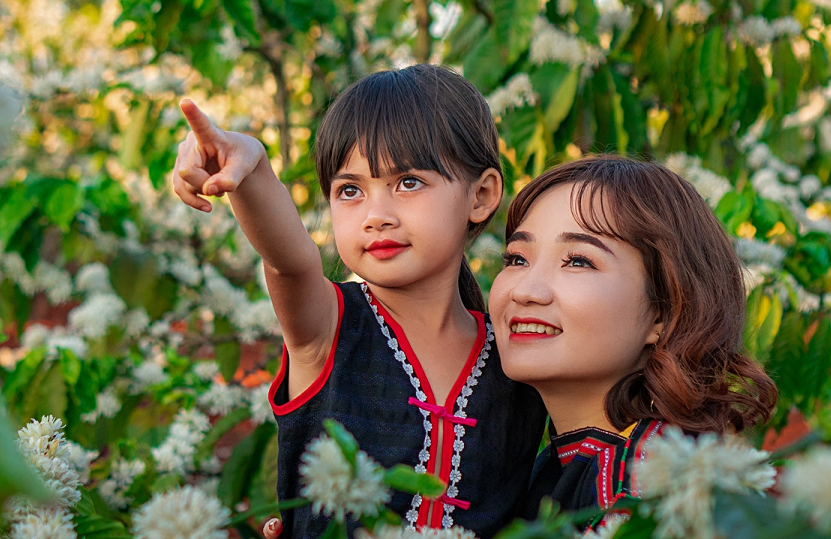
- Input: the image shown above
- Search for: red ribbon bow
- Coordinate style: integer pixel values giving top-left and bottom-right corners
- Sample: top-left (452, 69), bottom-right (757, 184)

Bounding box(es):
top-left (437, 494), bottom-right (471, 510)
top-left (407, 397), bottom-right (477, 427)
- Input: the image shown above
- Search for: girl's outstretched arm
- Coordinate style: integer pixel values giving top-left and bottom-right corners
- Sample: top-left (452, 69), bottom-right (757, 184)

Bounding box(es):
top-left (173, 99), bottom-right (338, 398)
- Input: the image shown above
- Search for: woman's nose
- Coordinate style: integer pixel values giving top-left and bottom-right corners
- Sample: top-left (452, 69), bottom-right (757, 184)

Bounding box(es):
top-left (509, 268), bottom-right (555, 306)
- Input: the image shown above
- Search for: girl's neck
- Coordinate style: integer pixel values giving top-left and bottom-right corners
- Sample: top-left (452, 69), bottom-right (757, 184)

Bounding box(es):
top-left (366, 270), bottom-right (473, 333)
top-left (536, 380), bottom-right (619, 436)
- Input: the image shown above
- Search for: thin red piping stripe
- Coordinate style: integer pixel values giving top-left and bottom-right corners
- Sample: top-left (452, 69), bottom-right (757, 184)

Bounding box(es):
top-left (618, 438), bottom-right (632, 485)
top-left (267, 284), bottom-right (344, 416)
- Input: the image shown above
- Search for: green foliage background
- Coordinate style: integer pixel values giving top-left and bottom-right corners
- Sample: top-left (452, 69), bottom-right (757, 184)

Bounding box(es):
top-left (2, 0), bottom-right (831, 535)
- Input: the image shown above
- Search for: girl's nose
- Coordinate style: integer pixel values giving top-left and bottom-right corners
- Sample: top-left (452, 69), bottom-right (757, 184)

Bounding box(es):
top-left (509, 269), bottom-right (555, 306)
top-left (362, 195), bottom-right (399, 231)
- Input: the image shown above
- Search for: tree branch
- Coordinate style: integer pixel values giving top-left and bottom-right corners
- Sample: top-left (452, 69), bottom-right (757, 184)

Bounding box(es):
top-left (413, 0), bottom-right (432, 63)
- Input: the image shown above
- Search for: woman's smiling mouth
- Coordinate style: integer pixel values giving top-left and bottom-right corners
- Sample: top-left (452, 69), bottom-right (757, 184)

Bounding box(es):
top-left (509, 318), bottom-right (562, 340)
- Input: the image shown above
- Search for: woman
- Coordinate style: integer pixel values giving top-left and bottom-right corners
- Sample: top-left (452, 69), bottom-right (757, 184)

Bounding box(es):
top-left (488, 156), bottom-right (777, 519)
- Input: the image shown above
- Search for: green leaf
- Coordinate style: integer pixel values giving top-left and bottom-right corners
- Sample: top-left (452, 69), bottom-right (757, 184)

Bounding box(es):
top-left (223, 0), bottom-right (261, 46)
top-left (359, 509), bottom-right (402, 532)
top-left (218, 424), bottom-right (273, 507)
top-left (43, 181), bottom-right (82, 232)
top-left (0, 186), bottom-right (36, 250)
top-left (462, 29), bottom-right (507, 92)
top-left (60, 349), bottom-right (82, 387)
top-left (531, 63), bottom-right (580, 133)
top-left (226, 498), bottom-right (311, 527)
top-left (803, 316), bottom-right (831, 402)
top-left (0, 398), bottom-right (53, 504)
top-left (383, 465), bottom-right (445, 497)
top-left (322, 419), bottom-right (360, 472)
top-left (195, 407), bottom-right (252, 462)
top-left (72, 514), bottom-right (133, 539)
top-left (152, 0), bottom-right (186, 53)
top-left (2, 348), bottom-right (45, 404)
top-left (613, 504), bottom-right (658, 538)
top-left (493, 0), bottom-right (538, 64)
top-left (713, 490), bottom-right (825, 539)
top-left (214, 316), bottom-right (241, 382)
top-left (319, 519), bottom-right (347, 539)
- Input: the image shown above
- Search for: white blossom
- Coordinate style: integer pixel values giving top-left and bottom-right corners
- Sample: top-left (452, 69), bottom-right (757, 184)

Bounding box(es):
top-left (752, 168), bottom-right (799, 203)
top-left (637, 426), bottom-right (775, 539)
top-left (529, 17), bottom-right (605, 69)
top-left (8, 507), bottom-right (77, 539)
top-left (249, 383), bottom-right (275, 425)
top-left (672, 0), bottom-right (713, 25)
top-left (64, 441), bottom-right (99, 484)
top-left (197, 381), bottom-right (246, 416)
top-left (193, 361), bottom-right (220, 381)
top-left (125, 308), bottom-right (151, 337)
top-left (81, 387), bottom-right (121, 423)
top-left (45, 333), bottom-right (88, 358)
top-left (133, 486), bottom-right (230, 539)
top-left (216, 26), bottom-right (242, 61)
top-left (800, 175), bottom-right (823, 199)
top-left (68, 292), bottom-right (126, 339)
top-left (233, 298), bottom-right (280, 343)
top-left (33, 262), bottom-right (72, 304)
top-left (98, 458), bottom-right (146, 509)
top-left (131, 360), bottom-right (168, 392)
top-left (597, 0), bottom-right (634, 35)
top-left (1, 251), bottom-right (35, 294)
top-left (486, 73), bottom-right (537, 117)
top-left (771, 16), bottom-right (802, 37)
top-left (17, 415), bottom-right (68, 459)
top-left (299, 434), bottom-right (391, 521)
top-left (780, 445), bottom-right (831, 532)
top-left (734, 238), bottom-right (787, 268)
top-left (151, 408), bottom-right (211, 475)
top-left (21, 323), bottom-right (50, 349)
top-left (665, 153), bottom-right (732, 207)
top-left (738, 16), bottom-right (776, 46)
top-left (74, 262), bottom-right (112, 294)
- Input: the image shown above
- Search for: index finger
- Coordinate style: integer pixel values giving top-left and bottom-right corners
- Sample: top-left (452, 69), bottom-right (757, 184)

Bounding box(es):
top-left (180, 99), bottom-right (221, 146)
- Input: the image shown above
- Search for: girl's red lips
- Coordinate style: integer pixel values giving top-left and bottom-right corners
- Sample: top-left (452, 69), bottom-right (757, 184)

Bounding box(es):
top-left (365, 240), bottom-right (410, 260)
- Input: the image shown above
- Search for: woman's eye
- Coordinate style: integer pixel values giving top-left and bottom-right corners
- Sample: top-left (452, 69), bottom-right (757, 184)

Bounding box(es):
top-left (502, 253), bottom-right (528, 267)
top-left (398, 177), bottom-right (424, 191)
top-left (338, 185), bottom-right (361, 199)
top-left (562, 253), bottom-right (595, 269)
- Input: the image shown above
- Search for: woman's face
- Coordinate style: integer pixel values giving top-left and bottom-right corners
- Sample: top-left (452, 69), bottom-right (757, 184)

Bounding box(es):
top-left (489, 182), bottom-right (662, 391)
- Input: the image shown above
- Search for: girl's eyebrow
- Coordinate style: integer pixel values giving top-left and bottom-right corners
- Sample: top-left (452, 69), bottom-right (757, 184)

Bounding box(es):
top-left (506, 231), bottom-right (534, 244)
top-left (557, 232), bottom-right (615, 257)
top-left (331, 172), bottom-right (364, 183)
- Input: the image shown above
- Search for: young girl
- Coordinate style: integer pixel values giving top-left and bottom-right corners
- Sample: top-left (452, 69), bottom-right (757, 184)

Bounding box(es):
top-left (487, 156), bottom-right (778, 519)
top-left (172, 65), bottom-right (547, 538)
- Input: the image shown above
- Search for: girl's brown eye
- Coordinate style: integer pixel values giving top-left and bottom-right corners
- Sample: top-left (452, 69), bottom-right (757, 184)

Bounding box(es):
top-left (339, 185), bottom-right (361, 199)
top-left (399, 177), bottom-right (423, 191)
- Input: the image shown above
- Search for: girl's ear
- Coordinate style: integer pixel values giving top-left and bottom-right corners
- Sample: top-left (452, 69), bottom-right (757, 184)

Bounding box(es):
top-left (469, 167), bottom-right (503, 224)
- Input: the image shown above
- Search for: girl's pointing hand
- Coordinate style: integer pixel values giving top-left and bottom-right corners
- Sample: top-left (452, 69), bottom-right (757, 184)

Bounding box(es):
top-left (173, 99), bottom-right (266, 212)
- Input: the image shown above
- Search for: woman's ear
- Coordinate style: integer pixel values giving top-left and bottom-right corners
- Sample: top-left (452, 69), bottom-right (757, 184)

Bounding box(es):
top-left (469, 167), bottom-right (503, 224)
top-left (645, 320), bottom-right (665, 346)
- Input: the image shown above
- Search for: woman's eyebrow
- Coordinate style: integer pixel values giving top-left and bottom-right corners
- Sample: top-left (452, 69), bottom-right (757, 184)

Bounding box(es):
top-left (506, 231), bottom-right (534, 244)
top-left (557, 232), bottom-right (615, 256)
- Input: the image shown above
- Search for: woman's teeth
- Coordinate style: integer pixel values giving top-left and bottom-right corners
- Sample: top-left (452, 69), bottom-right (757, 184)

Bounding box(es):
top-left (510, 323), bottom-right (562, 335)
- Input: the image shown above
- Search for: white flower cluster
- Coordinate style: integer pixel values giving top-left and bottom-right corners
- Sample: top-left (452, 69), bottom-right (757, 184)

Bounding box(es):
top-left (357, 526), bottom-right (477, 539)
top-left (248, 383), bottom-right (276, 425)
top-left (68, 292), bottom-right (127, 339)
top-left (597, 0), bottom-right (634, 36)
top-left (486, 73), bottom-right (537, 117)
top-left (132, 485), bottom-right (230, 539)
top-left (216, 26), bottom-right (243, 61)
top-left (20, 323), bottom-right (89, 359)
top-left (193, 360), bottom-right (220, 381)
top-left (672, 1), bottom-right (713, 25)
top-left (98, 458), bottom-right (146, 509)
top-left (131, 360), bottom-right (169, 393)
top-left (80, 387), bottom-right (122, 423)
top-left (197, 381), bottom-right (247, 417)
top-left (664, 153), bottom-right (732, 208)
top-left (637, 426), bottom-right (776, 539)
top-left (151, 408), bottom-right (211, 475)
top-left (529, 17), bottom-right (605, 70)
top-left (64, 441), bottom-right (99, 484)
top-left (202, 265), bottom-right (280, 344)
top-left (734, 238), bottom-right (787, 269)
top-left (738, 16), bottom-right (802, 47)
top-left (780, 445), bottom-right (831, 532)
top-left (0, 254), bottom-right (72, 303)
top-left (299, 434), bottom-right (391, 521)
top-left (4, 416), bottom-right (81, 539)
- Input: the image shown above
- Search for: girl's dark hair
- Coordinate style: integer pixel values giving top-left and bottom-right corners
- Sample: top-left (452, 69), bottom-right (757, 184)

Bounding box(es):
top-left (315, 64), bottom-right (503, 312)
top-left (506, 156), bottom-right (778, 435)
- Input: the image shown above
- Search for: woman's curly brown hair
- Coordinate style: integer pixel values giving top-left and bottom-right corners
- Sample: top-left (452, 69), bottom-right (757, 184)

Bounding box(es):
top-left (506, 156), bottom-right (778, 434)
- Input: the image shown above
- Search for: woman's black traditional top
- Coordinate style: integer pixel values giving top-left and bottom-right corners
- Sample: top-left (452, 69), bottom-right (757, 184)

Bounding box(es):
top-left (521, 419), bottom-right (666, 519)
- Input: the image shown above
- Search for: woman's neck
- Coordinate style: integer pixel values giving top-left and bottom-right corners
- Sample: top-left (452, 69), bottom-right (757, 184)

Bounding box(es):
top-left (536, 379), bottom-right (619, 435)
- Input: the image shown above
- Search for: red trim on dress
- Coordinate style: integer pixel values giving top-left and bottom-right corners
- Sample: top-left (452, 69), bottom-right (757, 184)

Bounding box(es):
top-left (365, 288), bottom-right (485, 528)
top-left (267, 284), bottom-right (345, 416)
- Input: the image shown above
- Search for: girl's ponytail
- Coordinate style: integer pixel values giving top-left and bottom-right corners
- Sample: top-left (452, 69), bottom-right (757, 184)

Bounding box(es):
top-left (458, 256), bottom-right (486, 313)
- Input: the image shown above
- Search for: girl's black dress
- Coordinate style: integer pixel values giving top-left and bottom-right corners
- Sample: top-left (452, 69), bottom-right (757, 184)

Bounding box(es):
top-left (270, 281), bottom-right (548, 539)
top-left (521, 419), bottom-right (667, 519)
